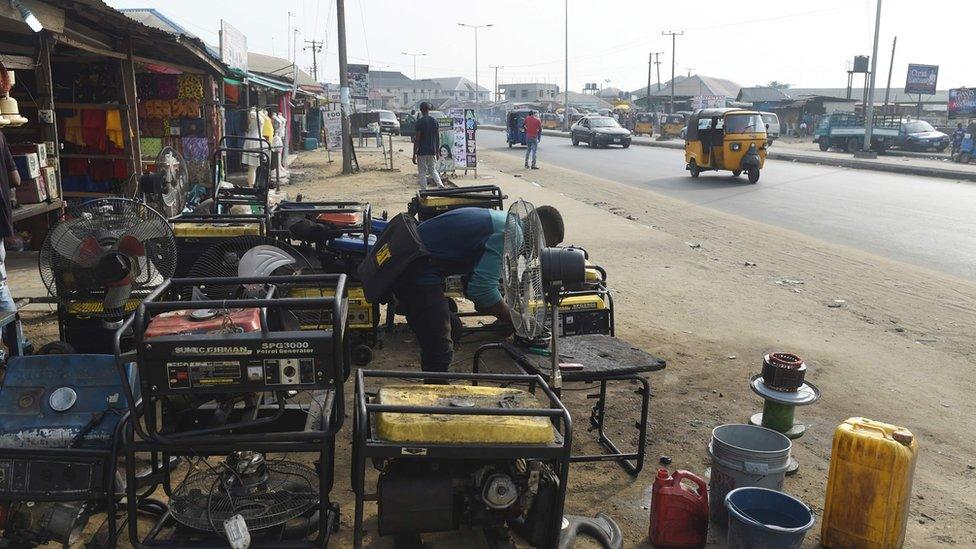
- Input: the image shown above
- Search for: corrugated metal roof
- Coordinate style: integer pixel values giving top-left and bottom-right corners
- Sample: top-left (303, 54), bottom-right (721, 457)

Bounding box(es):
top-left (788, 87), bottom-right (949, 103)
top-left (737, 87), bottom-right (792, 103)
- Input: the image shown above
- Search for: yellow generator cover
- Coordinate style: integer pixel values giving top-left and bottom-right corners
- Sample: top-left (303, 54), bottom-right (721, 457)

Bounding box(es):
top-left (821, 417), bottom-right (918, 549)
top-left (559, 294), bottom-right (605, 311)
top-left (375, 385), bottom-right (555, 444)
top-left (171, 222), bottom-right (261, 238)
top-left (421, 196), bottom-right (490, 208)
top-left (288, 286), bottom-right (372, 329)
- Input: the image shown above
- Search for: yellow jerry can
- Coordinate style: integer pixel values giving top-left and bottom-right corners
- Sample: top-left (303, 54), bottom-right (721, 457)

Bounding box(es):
top-left (821, 417), bottom-right (918, 548)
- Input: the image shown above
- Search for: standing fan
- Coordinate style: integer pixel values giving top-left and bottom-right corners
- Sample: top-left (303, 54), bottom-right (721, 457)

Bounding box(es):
top-left (39, 198), bottom-right (177, 318)
top-left (502, 200), bottom-right (585, 388)
top-left (141, 146), bottom-right (189, 218)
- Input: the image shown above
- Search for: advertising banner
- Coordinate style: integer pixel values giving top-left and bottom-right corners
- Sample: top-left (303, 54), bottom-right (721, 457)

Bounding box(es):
top-left (692, 95), bottom-right (725, 110)
top-left (449, 108), bottom-right (477, 168)
top-left (948, 88), bottom-right (976, 119)
top-left (905, 64), bottom-right (939, 95)
top-left (219, 20), bottom-right (248, 72)
top-left (323, 107), bottom-right (342, 149)
top-left (347, 64), bottom-right (370, 99)
top-left (437, 117), bottom-right (455, 173)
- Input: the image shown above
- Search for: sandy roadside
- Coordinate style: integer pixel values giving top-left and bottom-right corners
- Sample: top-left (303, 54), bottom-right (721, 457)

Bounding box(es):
top-left (12, 140), bottom-right (973, 547)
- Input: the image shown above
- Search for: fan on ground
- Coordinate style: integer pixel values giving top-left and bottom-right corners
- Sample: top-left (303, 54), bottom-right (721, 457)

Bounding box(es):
top-left (503, 199), bottom-right (548, 344)
top-left (39, 198), bottom-right (177, 318)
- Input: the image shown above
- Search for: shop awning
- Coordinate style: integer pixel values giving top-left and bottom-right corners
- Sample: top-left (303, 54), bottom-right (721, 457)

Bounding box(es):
top-left (246, 72), bottom-right (292, 92)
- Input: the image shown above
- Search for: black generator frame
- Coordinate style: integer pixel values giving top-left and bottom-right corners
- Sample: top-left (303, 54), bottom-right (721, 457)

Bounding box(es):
top-left (212, 136), bottom-right (274, 214)
top-left (115, 274), bottom-right (349, 548)
top-left (352, 369), bottom-right (572, 549)
top-left (169, 212), bottom-right (270, 277)
top-left (407, 185), bottom-right (507, 221)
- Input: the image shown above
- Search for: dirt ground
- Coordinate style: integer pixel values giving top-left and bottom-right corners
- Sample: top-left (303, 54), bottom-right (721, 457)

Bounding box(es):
top-left (12, 137), bottom-right (976, 547)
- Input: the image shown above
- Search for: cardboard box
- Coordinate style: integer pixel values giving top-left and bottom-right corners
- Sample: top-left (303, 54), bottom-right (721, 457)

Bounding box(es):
top-left (15, 178), bottom-right (47, 204)
top-left (44, 141), bottom-right (56, 159)
top-left (12, 153), bottom-right (40, 180)
top-left (9, 143), bottom-right (47, 167)
top-left (40, 167), bottom-right (58, 200)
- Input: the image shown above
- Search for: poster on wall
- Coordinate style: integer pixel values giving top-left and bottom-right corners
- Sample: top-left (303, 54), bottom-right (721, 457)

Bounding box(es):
top-left (437, 116), bottom-right (455, 173)
top-left (347, 64), bottom-right (370, 99)
top-left (449, 108), bottom-right (477, 169)
top-left (905, 64), bottom-right (939, 95)
top-left (692, 95), bottom-right (725, 110)
top-left (948, 88), bottom-right (976, 119)
top-left (219, 20), bottom-right (247, 72)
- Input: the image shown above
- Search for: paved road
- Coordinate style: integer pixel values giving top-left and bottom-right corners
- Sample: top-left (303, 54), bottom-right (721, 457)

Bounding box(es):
top-left (481, 130), bottom-right (976, 282)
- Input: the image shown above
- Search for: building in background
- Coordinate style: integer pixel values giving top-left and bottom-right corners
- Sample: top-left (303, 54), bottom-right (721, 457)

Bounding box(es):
top-left (367, 71), bottom-right (441, 111)
top-left (426, 77), bottom-right (490, 104)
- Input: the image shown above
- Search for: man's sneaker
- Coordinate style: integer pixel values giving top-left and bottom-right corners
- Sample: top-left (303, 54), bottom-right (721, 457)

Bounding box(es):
top-left (524, 164), bottom-right (529, 168)
top-left (531, 166), bottom-right (539, 169)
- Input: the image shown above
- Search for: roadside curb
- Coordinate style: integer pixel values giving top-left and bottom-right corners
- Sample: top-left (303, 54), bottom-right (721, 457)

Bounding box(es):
top-left (480, 125), bottom-right (976, 182)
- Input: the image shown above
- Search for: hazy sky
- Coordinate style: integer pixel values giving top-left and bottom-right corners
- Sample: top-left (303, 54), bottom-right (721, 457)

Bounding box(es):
top-left (106, 0), bottom-right (972, 93)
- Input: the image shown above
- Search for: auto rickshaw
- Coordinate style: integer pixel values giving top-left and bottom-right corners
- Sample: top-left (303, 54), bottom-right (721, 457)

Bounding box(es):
top-left (542, 112), bottom-right (561, 130)
top-left (634, 112), bottom-right (655, 136)
top-left (660, 113), bottom-right (687, 139)
top-left (684, 108), bottom-right (767, 184)
top-left (506, 108), bottom-right (532, 147)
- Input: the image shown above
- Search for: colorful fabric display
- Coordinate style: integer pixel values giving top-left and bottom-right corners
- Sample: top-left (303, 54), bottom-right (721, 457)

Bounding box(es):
top-left (136, 73), bottom-right (157, 99)
top-left (106, 110), bottom-right (124, 149)
top-left (156, 74), bottom-right (178, 99)
top-left (177, 74), bottom-right (204, 100)
top-left (140, 137), bottom-right (164, 159)
top-left (180, 118), bottom-right (205, 137)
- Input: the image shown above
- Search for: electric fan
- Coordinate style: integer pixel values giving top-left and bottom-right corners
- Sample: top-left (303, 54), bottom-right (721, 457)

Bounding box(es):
top-left (502, 200), bottom-right (586, 388)
top-left (141, 146), bottom-right (189, 218)
top-left (186, 235), bottom-right (311, 297)
top-left (39, 198), bottom-right (177, 319)
top-left (168, 451), bottom-right (320, 537)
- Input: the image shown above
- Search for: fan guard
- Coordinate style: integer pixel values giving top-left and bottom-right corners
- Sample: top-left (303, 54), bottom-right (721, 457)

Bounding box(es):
top-left (502, 200), bottom-right (547, 341)
top-left (149, 146), bottom-right (189, 218)
top-left (169, 453), bottom-right (318, 533)
top-left (39, 198), bottom-right (177, 318)
top-left (185, 236), bottom-right (312, 300)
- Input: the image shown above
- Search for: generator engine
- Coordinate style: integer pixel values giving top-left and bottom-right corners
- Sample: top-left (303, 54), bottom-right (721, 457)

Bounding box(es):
top-left (377, 459), bottom-right (561, 546)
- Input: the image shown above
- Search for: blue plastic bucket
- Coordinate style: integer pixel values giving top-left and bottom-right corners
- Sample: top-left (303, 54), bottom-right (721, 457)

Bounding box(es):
top-left (724, 487), bottom-right (814, 548)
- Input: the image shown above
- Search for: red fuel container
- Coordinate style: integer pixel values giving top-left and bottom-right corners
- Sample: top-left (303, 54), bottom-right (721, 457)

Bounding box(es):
top-left (649, 469), bottom-right (709, 548)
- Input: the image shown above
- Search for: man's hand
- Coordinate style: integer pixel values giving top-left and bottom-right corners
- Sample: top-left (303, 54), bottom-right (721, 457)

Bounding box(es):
top-left (412, 155), bottom-right (417, 165)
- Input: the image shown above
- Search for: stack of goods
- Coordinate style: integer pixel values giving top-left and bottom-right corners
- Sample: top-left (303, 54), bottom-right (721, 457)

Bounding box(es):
top-left (137, 72), bottom-right (211, 186)
top-left (9, 143), bottom-right (56, 204)
top-left (59, 108), bottom-right (128, 193)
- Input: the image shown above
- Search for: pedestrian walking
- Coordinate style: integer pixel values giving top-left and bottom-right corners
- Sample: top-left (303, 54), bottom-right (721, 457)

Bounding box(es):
top-left (952, 122), bottom-right (965, 155)
top-left (412, 102), bottom-right (444, 190)
top-left (0, 129), bottom-right (21, 319)
top-left (523, 110), bottom-right (542, 169)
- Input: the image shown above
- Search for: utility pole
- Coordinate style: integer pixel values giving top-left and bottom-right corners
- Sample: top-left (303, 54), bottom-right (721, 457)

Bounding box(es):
top-left (490, 65), bottom-right (503, 103)
top-left (337, 0), bottom-right (353, 174)
top-left (304, 39), bottom-right (323, 81)
top-left (458, 22), bottom-right (493, 116)
top-left (646, 52), bottom-right (652, 112)
top-left (287, 11), bottom-right (294, 61)
top-left (662, 30), bottom-right (683, 114)
top-left (564, 0), bottom-right (569, 130)
top-left (883, 36), bottom-right (897, 108)
top-left (862, 0), bottom-right (882, 156)
top-left (653, 51), bottom-right (663, 91)
top-left (401, 51), bottom-right (426, 80)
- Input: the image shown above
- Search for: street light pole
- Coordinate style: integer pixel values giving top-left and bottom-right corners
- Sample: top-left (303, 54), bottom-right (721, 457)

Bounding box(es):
top-left (337, 0), bottom-right (353, 174)
top-left (564, 0), bottom-right (569, 130)
top-left (458, 22), bottom-right (492, 116)
top-left (401, 51), bottom-right (426, 80)
top-left (862, 0), bottom-right (882, 155)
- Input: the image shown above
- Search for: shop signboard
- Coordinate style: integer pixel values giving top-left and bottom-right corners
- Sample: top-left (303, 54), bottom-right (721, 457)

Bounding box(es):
top-left (219, 20), bottom-right (248, 72)
top-left (692, 95), bottom-right (725, 110)
top-left (905, 64), bottom-right (939, 95)
top-left (948, 88), bottom-right (976, 119)
top-left (347, 64), bottom-right (370, 99)
top-left (449, 108), bottom-right (477, 169)
top-left (324, 107), bottom-right (342, 149)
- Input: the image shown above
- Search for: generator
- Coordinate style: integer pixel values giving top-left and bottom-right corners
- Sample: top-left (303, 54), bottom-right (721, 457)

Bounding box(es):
top-left (555, 293), bottom-right (612, 337)
top-left (170, 213), bottom-right (267, 277)
top-left (353, 370), bottom-right (571, 549)
top-left (288, 283), bottom-right (378, 365)
top-left (0, 354), bottom-right (136, 548)
top-left (117, 273), bottom-right (349, 548)
top-left (407, 185), bottom-right (506, 221)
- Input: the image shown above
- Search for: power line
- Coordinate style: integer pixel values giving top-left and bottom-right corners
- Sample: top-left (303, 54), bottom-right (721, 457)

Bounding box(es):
top-left (357, 0), bottom-right (370, 63)
top-left (304, 39), bottom-right (323, 80)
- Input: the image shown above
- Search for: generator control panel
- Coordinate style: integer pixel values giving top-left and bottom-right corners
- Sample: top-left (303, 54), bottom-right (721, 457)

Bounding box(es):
top-left (143, 331), bottom-right (338, 396)
top-left (0, 456), bottom-right (103, 498)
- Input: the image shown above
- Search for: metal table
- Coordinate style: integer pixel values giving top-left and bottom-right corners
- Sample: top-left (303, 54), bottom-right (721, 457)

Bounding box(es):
top-left (474, 334), bottom-right (665, 475)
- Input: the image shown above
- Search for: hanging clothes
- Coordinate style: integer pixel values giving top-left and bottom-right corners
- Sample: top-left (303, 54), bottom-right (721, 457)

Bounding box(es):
top-left (259, 109), bottom-right (274, 143)
top-left (62, 111), bottom-right (85, 146)
top-left (106, 110), bottom-right (124, 149)
top-left (241, 109), bottom-right (262, 167)
top-left (81, 109), bottom-right (107, 152)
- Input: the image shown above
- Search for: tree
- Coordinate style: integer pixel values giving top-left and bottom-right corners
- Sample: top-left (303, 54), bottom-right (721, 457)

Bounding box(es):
top-left (767, 80), bottom-right (791, 90)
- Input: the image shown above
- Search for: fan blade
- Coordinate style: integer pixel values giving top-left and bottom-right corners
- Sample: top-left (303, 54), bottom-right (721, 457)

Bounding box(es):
top-left (75, 236), bottom-right (104, 268)
top-left (238, 245), bottom-right (297, 278)
top-left (49, 220), bottom-right (87, 259)
top-left (103, 283), bottom-right (132, 312)
top-left (117, 234), bottom-right (146, 258)
top-left (125, 218), bottom-right (167, 244)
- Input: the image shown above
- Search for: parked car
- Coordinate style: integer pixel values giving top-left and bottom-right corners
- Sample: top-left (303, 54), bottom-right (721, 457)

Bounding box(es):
top-left (396, 111), bottom-right (416, 137)
top-left (376, 109), bottom-right (401, 135)
top-left (896, 120), bottom-right (948, 152)
top-left (760, 112), bottom-right (780, 143)
top-left (571, 116), bottom-right (632, 148)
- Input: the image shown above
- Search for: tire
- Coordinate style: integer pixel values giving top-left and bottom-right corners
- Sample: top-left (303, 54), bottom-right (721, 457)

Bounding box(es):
top-left (622, 141), bottom-right (630, 149)
top-left (351, 344), bottom-right (373, 366)
top-left (689, 160), bottom-right (700, 178)
top-left (847, 137), bottom-right (861, 152)
top-left (36, 341), bottom-right (75, 355)
top-left (508, 142), bottom-right (512, 148)
top-left (572, 136), bottom-right (579, 146)
top-left (588, 135), bottom-right (596, 148)
top-left (961, 152), bottom-right (972, 164)
top-left (732, 170), bottom-right (742, 177)
top-left (747, 167), bottom-right (760, 184)
top-left (818, 139), bottom-right (830, 152)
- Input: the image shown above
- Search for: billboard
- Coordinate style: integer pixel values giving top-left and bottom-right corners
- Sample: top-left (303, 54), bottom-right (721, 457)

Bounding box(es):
top-left (692, 95), bottom-right (726, 110)
top-left (948, 88), bottom-right (976, 119)
top-left (437, 117), bottom-right (455, 174)
top-left (347, 64), bottom-right (370, 99)
top-left (905, 64), bottom-right (939, 95)
top-left (449, 108), bottom-right (477, 169)
top-left (219, 20), bottom-right (247, 72)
